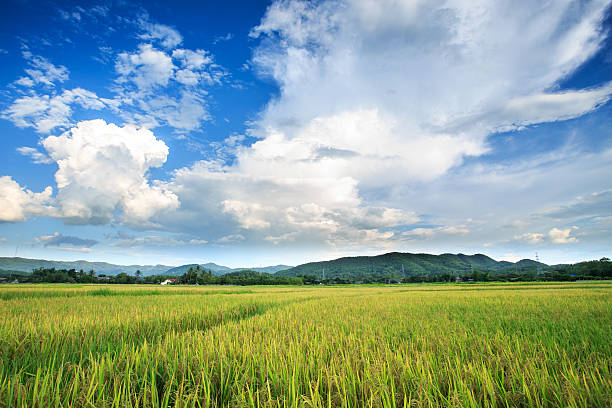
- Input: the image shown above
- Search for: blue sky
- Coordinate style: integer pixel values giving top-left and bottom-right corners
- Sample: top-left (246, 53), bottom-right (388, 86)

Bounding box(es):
top-left (0, 0), bottom-right (611, 267)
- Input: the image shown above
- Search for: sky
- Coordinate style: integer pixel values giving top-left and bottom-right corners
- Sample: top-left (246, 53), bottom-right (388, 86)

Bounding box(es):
top-left (0, 0), bottom-right (611, 268)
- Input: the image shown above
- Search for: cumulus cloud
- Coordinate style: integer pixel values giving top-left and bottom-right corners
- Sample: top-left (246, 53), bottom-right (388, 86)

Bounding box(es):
top-left (148, 0), bottom-right (600, 252)
top-left (548, 227), bottom-right (579, 244)
top-left (246, 0), bottom-right (612, 189)
top-left (0, 176), bottom-right (53, 222)
top-left (147, 0), bottom-right (611, 250)
top-left (4, 120), bottom-right (178, 226)
top-left (43, 120), bottom-right (179, 225)
top-left (161, 157), bottom-right (418, 249)
top-left (121, 0), bottom-right (610, 252)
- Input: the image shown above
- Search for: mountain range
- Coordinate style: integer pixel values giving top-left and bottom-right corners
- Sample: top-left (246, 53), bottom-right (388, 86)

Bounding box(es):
top-left (277, 252), bottom-right (548, 280)
top-left (0, 252), bottom-right (550, 279)
top-left (0, 257), bottom-right (292, 276)
top-left (163, 263), bottom-right (293, 276)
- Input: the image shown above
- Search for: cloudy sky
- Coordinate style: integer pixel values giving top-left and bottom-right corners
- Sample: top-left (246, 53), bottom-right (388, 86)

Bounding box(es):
top-left (0, 0), bottom-right (611, 267)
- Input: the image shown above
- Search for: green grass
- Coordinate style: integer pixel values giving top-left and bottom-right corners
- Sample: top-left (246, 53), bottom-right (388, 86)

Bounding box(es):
top-left (0, 282), bottom-right (610, 407)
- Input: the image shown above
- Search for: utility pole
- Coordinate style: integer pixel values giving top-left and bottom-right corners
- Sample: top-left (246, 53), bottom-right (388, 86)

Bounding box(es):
top-left (322, 268), bottom-right (325, 281)
top-left (535, 252), bottom-right (542, 275)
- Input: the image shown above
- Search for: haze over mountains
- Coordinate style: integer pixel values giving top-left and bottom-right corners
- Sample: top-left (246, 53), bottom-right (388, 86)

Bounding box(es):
top-left (0, 253), bottom-right (549, 278)
top-left (0, 257), bottom-right (292, 276)
top-left (163, 264), bottom-right (293, 276)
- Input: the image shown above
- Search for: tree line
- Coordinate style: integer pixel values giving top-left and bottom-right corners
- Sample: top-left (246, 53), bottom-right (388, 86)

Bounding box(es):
top-left (297, 258), bottom-right (612, 284)
top-left (6, 265), bottom-right (304, 285)
top-left (3, 257), bottom-right (610, 285)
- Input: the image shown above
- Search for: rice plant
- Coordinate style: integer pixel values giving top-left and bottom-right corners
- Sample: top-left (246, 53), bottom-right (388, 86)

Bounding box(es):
top-left (0, 282), bottom-right (609, 407)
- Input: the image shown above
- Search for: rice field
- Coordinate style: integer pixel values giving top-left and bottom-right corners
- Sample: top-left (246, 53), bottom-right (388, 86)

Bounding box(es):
top-left (0, 282), bottom-right (610, 407)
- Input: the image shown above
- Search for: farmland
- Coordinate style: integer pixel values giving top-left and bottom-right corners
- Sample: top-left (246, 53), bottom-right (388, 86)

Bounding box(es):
top-left (0, 282), bottom-right (610, 407)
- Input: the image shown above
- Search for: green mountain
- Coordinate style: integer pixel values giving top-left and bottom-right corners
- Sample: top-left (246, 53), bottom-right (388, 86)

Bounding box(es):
top-left (277, 252), bottom-right (548, 280)
top-left (0, 257), bottom-right (292, 277)
top-left (164, 264), bottom-right (229, 276)
top-left (247, 265), bottom-right (294, 273)
top-left (0, 257), bottom-right (172, 276)
top-left (164, 263), bottom-right (292, 276)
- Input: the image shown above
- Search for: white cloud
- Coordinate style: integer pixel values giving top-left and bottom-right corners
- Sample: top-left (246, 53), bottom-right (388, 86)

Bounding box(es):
top-left (491, 84), bottom-right (612, 131)
top-left (17, 53), bottom-right (69, 87)
top-left (2, 120), bottom-right (179, 226)
top-left (116, 44), bottom-right (176, 91)
top-left (162, 154), bottom-right (418, 249)
top-left (5, 28), bottom-right (221, 136)
top-left (213, 33), bottom-right (233, 44)
top-left (189, 239), bottom-right (208, 245)
top-left (113, 43), bottom-right (220, 132)
top-left (3, 88), bottom-right (118, 133)
top-left (56, 247), bottom-right (92, 253)
top-left (514, 232), bottom-right (545, 244)
top-left (402, 225), bottom-right (470, 239)
top-left (172, 49), bottom-right (212, 70)
top-left (0, 176), bottom-right (53, 222)
top-left (158, 0), bottom-right (604, 253)
top-left (175, 69), bottom-right (200, 86)
top-left (548, 227), bottom-right (579, 244)
top-left (15, 77), bottom-right (35, 87)
top-left (59, 9), bottom-right (82, 22)
top-left (139, 22), bottom-right (183, 49)
top-left (42, 120), bottom-right (179, 225)
top-left (247, 0), bottom-right (612, 191)
top-left (216, 234), bottom-right (246, 244)
top-left (17, 147), bottom-right (52, 164)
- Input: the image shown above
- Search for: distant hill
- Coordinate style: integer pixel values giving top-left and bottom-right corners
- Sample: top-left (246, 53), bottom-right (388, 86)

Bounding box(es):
top-left (164, 263), bottom-right (292, 276)
top-left (164, 264), bottom-right (229, 276)
top-left (0, 257), bottom-right (172, 276)
top-left (0, 257), bottom-right (292, 277)
top-left (277, 252), bottom-right (548, 280)
top-left (249, 265), bottom-right (294, 273)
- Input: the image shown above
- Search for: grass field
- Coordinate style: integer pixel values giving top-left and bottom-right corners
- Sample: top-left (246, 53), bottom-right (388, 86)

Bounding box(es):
top-left (0, 282), bottom-right (610, 407)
